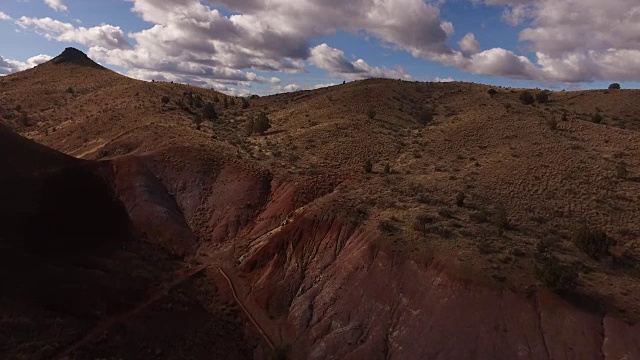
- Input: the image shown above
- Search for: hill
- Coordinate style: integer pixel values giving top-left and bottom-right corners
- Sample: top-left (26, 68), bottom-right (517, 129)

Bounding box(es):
top-left (1, 48), bottom-right (639, 359)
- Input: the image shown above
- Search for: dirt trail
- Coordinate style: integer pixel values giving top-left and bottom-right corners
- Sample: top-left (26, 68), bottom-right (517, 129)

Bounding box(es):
top-left (51, 264), bottom-right (208, 360)
top-left (216, 265), bottom-right (276, 351)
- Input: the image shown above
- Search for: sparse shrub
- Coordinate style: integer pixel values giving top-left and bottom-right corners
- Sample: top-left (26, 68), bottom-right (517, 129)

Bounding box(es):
top-left (14, 104), bottom-right (22, 111)
top-left (378, 219), bottom-right (398, 233)
top-left (241, 97), bottom-right (250, 109)
top-left (202, 102), bottom-right (217, 121)
top-left (367, 106), bottom-right (376, 120)
top-left (519, 91), bottom-right (535, 105)
top-left (438, 207), bottom-right (454, 219)
top-left (546, 117), bottom-right (558, 131)
top-left (536, 91), bottom-right (549, 103)
top-left (413, 214), bottom-right (435, 238)
top-left (534, 254), bottom-right (577, 293)
top-left (213, 95), bottom-right (220, 103)
top-left (363, 160), bottom-right (373, 173)
top-left (19, 113), bottom-right (30, 127)
top-left (193, 114), bottom-right (203, 129)
top-left (591, 113), bottom-right (603, 124)
top-left (503, 103), bottom-right (512, 110)
top-left (66, 86), bottom-right (74, 94)
top-left (469, 210), bottom-right (488, 223)
top-left (417, 107), bottom-right (433, 125)
top-left (193, 95), bottom-right (203, 108)
top-left (561, 110), bottom-right (568, 121)
top-left (248, 112), bottom-right (271, 135)
top-left (161, 95), bottom-right (170, 104)
top-left (384, 163), bottom-right (391, 174)
top-left (455, 191), bottom-right (465, 207)
top-left (229, 97), bottom-right (236, 106)
top-left (487, 89), bottom-right (497, 97)
top-left (493, 207), bottom-right (510, 235)
top-left (608, 83), bottom-right (621, 90)
top-left (536, 237), bottom-right (554, 254)
top-left (223, 97), bottom-right (229, 109)
top-left (572, 225), bottom-right (612, 259)
top-left (616, 162), bottom-right (629, 179)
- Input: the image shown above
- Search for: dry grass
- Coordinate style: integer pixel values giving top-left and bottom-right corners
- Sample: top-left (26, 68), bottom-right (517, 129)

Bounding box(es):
top-left (2, 59), bottom-right (640, 320)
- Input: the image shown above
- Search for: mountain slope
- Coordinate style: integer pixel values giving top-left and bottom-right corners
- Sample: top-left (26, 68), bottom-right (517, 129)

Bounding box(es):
top-left (1, 48), bottom-right (640, 359)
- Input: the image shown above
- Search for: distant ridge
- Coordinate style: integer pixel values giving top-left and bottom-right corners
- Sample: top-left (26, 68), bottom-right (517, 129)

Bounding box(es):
top-left (51, 47), bottom-right (106, 69)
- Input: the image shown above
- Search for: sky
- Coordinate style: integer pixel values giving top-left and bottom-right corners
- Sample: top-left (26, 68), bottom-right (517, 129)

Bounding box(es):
top-left (1, 0), bottom-right (640, 96)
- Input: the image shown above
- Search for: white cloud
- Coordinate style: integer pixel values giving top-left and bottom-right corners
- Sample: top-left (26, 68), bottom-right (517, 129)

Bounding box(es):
top-left (0, 56), bottom-right (24, 75)
top-left (0, 12), bottom-right (12, 21)
top-left (458, 33), bottom-right (480, 54)
top-left (434, 76), bottom-right (454, 82)
top-left (309, 44), bottom-right (412, 80)
top-left (478, 0), bottom-right (640, 82)
top-left (17, 17), bottom-right (131, 50)
top-left (0, 54), bottom-right (52, 75)
top-left (16, 0), bottom-right (640, 88)
top-left (26, 54), bottom-right (53, 67)
top-left (44, 0), bottom-right (68, 12)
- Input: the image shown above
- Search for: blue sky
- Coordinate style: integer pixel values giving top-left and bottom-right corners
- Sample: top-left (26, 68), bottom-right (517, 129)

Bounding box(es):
top-left (2, 0), bottom-right (639, 95)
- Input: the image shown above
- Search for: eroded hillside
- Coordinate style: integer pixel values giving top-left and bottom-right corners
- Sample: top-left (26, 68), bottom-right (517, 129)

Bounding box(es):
top-left (1, 48), bottom-right (640, 359)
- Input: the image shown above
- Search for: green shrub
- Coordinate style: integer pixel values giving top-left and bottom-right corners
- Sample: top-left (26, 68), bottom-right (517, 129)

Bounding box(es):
top-left (202, 102), bottom-right (217, 121)
top-left (363, 160), bottom-right (373, 173)
top-left (255, 112), bottom-right (272, 134)
top-left (469, 210), bottom-right (488, 223)
top-left (572, 225), bottom-right (612, 259)
top-left (493, 207), bottom-right (510, 234)
top-left (417, 107), bottom-right (433, 125)
top-left (534, 255), bottom-right (577, 292)
top-left (455, 191), bottom-right (465, 207)
top-left (536, 91), bottom-right (549, 103)
top-left (413, 214), bottom-right (435, 238)
top-left (616, 162), bottom-right (629, 179)
top-left (519, 91), bottom-right (535, 105)
top-left (608, 83), bottom-right (621, 90)
top-left (591, 113), bottom-right (603, 124)
top-left (367, 106), bottom-right (376, 120)
top-left (378, 219), bottom-right (398, 233)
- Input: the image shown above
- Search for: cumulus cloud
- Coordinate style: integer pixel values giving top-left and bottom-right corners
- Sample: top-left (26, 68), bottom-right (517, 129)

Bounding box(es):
top-left (0, 12), bottom-right (12, 21)
top-left (44, 0), bottom-right (67, 12)
top-left (17, 17), bottom-right (131, 49)
top-left (15, 0), bottom-right (640, 89)
top-left (458, 33), bottom-right (480, 54)
top-left (479, 0), bottom-right (640, 82)
top-left (309, 44), bottom-right (412, 80)
top-left (0, 54), bottom-right (52, 75)
top-left (0, 56), bottom-right (24, 75)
